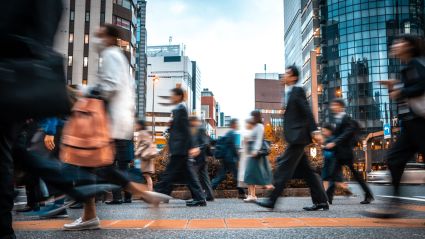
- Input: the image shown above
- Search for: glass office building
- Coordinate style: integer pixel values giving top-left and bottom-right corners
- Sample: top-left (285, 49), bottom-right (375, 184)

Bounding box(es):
top-left (320, 0), bottom-right (425, 133)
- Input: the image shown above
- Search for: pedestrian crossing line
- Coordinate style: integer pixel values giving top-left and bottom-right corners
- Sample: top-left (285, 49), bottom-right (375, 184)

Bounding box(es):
top-left (377, 195), bottom-right (425, 203)
top-left (13, 218), bottom-right (425, 231)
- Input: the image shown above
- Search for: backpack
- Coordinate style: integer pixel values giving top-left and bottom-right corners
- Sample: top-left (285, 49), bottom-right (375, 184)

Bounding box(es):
top-left (214, 136), bottom-right (227, 159)
top-left (60, 98), bottom-right (115, 168)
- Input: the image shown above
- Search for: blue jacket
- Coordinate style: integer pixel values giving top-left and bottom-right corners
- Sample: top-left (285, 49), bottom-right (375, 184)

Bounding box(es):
top-left (39, 117), bottom-right (64, 136)
top-left (223, 130), bottom-right (239, 163)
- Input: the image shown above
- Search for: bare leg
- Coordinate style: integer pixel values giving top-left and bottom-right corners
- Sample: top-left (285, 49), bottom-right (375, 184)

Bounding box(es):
top-left (82, 197), bottom-right (96, 221)
top-left (143, 174), bottom-right (153, 191)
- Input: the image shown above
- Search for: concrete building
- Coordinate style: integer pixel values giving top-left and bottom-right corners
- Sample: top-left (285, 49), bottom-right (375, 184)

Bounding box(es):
top-left (146, 44), bottom-right (200, 144)
top-left (201, 88), bottom-right (217, 138)
top-left (192, 61), bottom-right (202, 114)
top-left (224, 116), bottom-right (232, 127)
top-left (57, 0), bottom-right (138, 86)
top-left (254, 73), bottom-right (284, 128)
top-left (135, 0), bottom-right (147, 119)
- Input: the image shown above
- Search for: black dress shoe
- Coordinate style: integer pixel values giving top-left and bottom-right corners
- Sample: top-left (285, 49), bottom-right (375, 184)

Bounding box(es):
top-left (123, 198), bottom-right (132, 203)
top-left (360, 195), bottom-right (374, 204)
top-left (303, 203), bottom-right (329, 211)
top-left (105, 200), bottom-right (123, 205)
top-left (206, 197), bottom-right (215, 202)
top-left (255, 199), bottom-right (275, 210)
top-left (186, 200), bottom-right (207, 207)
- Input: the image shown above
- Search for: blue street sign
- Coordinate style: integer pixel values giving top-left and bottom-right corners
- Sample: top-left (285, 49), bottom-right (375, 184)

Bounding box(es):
top-left (383, 123), bottom-right (391, 139)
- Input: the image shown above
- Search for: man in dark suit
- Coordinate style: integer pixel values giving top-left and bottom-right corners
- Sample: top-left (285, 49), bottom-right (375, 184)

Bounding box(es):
top-left (189, 116), bottom-right (214, 201)
top-left (155, 88), bottom-right (207, 207)
top-left (256, 66), bottom-right (329, 211)
top-left (211, 119), bottom-right (246, 198)
top-left (325, 99), bottom-right (374, 204)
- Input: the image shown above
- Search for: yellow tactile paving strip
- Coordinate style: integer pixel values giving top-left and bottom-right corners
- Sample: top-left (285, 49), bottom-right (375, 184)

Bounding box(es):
top-left (13, 218), bottom-right (425, 231)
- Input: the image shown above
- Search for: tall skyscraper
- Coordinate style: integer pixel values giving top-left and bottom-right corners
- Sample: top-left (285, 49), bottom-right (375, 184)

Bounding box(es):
top-left (284, 0), bottom-right (425, 133)
top-left (135, 0), bottom-right (147, 119)
top-left (192, 61), bottom-right (202, 114)
top-left (319, 0), bottom-right (425, 133)
top-left (56, 0), bottom-right (138, 86)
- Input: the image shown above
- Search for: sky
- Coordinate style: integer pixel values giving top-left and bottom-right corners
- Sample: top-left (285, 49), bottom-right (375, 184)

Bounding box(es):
top-left (146, 0), bottom-right (284, 121)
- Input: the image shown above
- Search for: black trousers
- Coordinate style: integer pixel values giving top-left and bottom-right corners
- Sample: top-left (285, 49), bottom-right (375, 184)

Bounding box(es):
top-left (211, 160), bottom-right (245, 195)
top-left (111, 139), bottom-right (133, 201)
top-left (269, 144), bottom-right (328, 205)
top-left (155, 155), bottom-right (206, 201)
top-left (192, 160), bottom-right (214, 200)
top-left (326, 161), bottom-right (372, 201)
top-left (387, 117), bottom-right (425, 195)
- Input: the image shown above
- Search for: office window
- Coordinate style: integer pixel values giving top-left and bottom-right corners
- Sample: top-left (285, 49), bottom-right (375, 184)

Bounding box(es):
top-left (69, 33), bottom-right (74, 43)
top-left (70, 10), bottom-right (75, 21)
top-left (68, 56), bottom-right (73, 66)
top-left (114, 0), bottom-right (131, 10)
top-left (84, 34), bottom-right (89, 44)
top-left (83, 57), bottom-right (88, 67)
top-left (85, 11), bottom-right (90, 22)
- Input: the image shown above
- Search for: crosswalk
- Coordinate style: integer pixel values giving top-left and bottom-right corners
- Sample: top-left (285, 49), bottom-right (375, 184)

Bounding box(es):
top-left (377, 195), bottom-right (425, 203)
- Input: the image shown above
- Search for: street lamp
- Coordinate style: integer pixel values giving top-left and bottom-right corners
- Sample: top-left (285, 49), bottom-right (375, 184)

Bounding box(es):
top-left (152, 75), bottom-right (160, 141)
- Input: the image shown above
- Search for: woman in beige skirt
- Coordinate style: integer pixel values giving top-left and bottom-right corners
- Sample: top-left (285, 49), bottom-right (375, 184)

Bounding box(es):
top-left (134, 120), bottom-right (157, 191)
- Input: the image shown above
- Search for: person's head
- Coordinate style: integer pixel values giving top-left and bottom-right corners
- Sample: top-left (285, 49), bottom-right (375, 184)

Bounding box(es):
top-left (390, 35), bottom-right (425, 62)
top-left (283, 65), bottom-right (300, 86)
top-left (170, 88), bottom-right (185, 104)
top-left (230, 118), bottom-right (239, 130)
top-left (94, 24), bottom-right (121, 51)
top-left (321, 123), bottom-right (334, 138)
top-left (245, 118), bottom-right (255, 130)
top-left (330, 98), bottom-right (346, 114)
top-left (250, 110), bottom-right (263, 124)
top-left (135, 119), bottom-right (146, 131)
top-left (189, 116), bottom-right (202, 127)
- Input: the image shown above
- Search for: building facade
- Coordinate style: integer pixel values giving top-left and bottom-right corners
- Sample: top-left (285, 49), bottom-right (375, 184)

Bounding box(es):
top-left (192, 61), bottom-right (202, 114)
top-left (201, 88), bottom-right (217, 137)
top-left (57, 0), bottom-right (138, 86)
top-left (135, 0), bottom-right (147, 119)
top-left (146, 44), bottom-right (200, 143)
top-left (254, 73), bottom-right (284, 128)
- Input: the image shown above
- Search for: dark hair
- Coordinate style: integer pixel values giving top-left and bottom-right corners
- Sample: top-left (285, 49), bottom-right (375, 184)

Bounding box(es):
top-left (286, 65), bottom-right (300, 80)
top-left (250, 110), bottom-right (263, 124)
top-left (171, 88), bottom-right (185, 102)
top-left (395, 35), bottom-right (425, 57)
top-left (230, 118), bottom-right (238, 126)
top-left (102, 24), bottom-right (121, 45)
top-left (331, 98), bottom-right (346, 108)
top-left (321, 123), bottom-right (334, 131)
top-left (189, 116), bottom-right (200, 122)
top-left (136, 119), bottom-right (146, 130)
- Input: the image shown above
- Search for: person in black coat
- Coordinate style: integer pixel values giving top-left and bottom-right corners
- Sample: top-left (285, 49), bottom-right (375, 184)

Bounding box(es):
top-left (369, 35), bottom-right (425, 218)
top-left (189, 116), bottom-right (214, 201)
top-left (155, 88), bottom-right (207, 207)
top-left (324, 99), bottom-right (374, 204)
top-left (256, 66), bottom-right (329, 211)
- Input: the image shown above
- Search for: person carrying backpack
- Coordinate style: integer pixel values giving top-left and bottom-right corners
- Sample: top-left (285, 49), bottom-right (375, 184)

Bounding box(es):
top-left (211, 119), bottom-right (246, 198)
top-left (324, 99), bottom-right (374, 205)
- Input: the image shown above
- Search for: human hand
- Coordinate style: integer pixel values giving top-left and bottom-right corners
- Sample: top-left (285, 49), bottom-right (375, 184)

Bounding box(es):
top-left (189, 148), bottom-right (201, 158)
top-left (325, 142), bottom-right (336, 149)
top-left (389, 90), bottom-right (401, 100)
top-left (44, 135), bottom-right (55, 151)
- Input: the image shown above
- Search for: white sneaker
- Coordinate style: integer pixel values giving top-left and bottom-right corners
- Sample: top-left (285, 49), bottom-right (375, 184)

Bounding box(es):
top-left (63, 217), bottom-right (100, 231)
top-left (243, 196), bottom-right (257, 203)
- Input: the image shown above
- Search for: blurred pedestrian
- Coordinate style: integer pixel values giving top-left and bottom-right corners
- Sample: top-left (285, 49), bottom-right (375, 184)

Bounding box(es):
top-left (134, 120), bottom-right (157, 191)
top-left (155, 88), bottom-right (207, 207)
top-left (256, 66), bottom-right (329, 211)
top-left (368, 35), bottom-right (425, 218)
top-left (211, 119), bottom-right (246, 198)
top-left (189, 116), bottom-right (214, 201)
top-left (325, 99), bottom-right (374, 205)
top-left (243, 111), bottom-right (272, 203)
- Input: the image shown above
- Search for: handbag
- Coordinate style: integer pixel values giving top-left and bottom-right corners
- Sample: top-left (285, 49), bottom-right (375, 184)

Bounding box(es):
top-left (258, 140), bottom-right (271, 156)
top-left (60, 98), bottom-right (115, 168)
top-left (0, 35), bottom-right (71, 122)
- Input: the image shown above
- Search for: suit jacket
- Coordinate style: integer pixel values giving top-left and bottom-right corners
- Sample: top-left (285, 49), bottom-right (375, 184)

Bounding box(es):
top-left (191, 127), bottom-right (209, 163)
top-left (168, 103), bottom-right (192, 156)
top-left (283, 86), bottom-right (317, 145)
top-left (224, 130), bottom-right (239, 163)
top-left (331, 114), bottom-right (357, 163)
